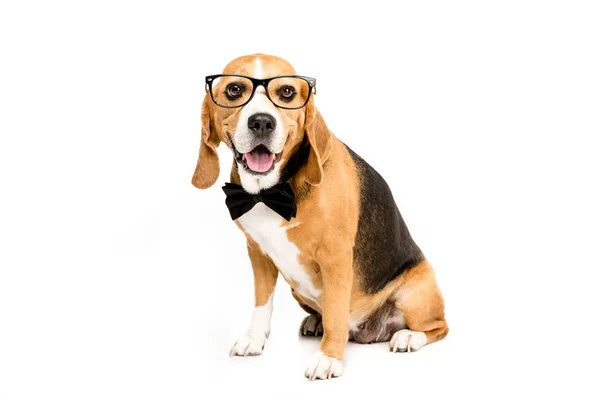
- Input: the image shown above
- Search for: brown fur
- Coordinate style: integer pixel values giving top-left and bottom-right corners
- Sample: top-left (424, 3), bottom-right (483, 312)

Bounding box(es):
top-left (192, 54), bottom-right (448, 363)
top-left (347, 260), bottom-right (449, 345)
top-left (245, 238), bottom-right (278, 310)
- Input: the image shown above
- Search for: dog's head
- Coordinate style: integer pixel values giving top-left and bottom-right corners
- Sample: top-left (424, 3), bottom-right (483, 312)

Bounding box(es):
top-left (192, 54), bottom-right (332, 193)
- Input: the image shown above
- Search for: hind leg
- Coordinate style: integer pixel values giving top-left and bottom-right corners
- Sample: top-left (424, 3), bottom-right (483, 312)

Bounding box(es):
top-left (292, 288), bottom-right (324, 337)
top-left (389, 260), bottom-right (449, 353)
top-left (300, 314), bottom-right (323, 337)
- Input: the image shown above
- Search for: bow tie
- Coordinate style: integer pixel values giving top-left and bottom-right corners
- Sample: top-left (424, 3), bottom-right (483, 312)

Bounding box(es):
top-left (222, 182), bottom-right (297, 221)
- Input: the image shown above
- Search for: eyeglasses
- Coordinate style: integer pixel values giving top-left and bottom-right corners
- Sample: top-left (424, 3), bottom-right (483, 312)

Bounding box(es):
top-left (205, 74), bottom-right (316, 110)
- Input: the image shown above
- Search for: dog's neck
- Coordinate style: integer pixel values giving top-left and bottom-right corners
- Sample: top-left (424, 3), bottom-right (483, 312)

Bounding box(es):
top-left (280, 137), bottom-right (311, 183)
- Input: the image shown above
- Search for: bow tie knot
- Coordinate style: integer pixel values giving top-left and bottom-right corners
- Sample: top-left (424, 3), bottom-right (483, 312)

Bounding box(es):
top-left (222, 182), bottom-right (297, 221)
top-left (251, 193), bottom-right (262, 203)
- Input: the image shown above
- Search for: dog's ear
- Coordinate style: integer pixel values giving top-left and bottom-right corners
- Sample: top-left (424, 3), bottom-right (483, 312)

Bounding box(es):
top-left (304, 98), bottom-right (333, 186)
top-left (191, 95), bottom-right (220, 189)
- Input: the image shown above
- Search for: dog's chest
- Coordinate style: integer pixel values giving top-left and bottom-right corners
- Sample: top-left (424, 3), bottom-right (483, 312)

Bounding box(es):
top-left (237, 204), bottom-right (321, 304)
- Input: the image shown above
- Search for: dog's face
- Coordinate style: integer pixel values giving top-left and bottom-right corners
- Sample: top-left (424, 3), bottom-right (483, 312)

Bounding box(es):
top-left (192, 54), bottom-right (332, 193)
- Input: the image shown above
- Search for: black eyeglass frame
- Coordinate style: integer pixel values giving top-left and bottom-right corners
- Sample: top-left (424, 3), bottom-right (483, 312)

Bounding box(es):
top-left (205, 74), bottom-right (317, 110)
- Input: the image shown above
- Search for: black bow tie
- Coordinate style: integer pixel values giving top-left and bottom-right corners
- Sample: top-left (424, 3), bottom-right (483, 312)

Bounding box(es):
top-left (222, 182), bottom-right (297, 221)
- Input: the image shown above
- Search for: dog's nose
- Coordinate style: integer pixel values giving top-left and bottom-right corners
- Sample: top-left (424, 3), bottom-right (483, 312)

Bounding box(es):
top-left (248, 113), bottom-right (276, 136)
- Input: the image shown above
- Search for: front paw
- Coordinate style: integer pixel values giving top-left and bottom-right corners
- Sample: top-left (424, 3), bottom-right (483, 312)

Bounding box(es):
top-left (229, 333), bottom-right (266, 357)
top-left (304, 351), bottom-right (344, 380)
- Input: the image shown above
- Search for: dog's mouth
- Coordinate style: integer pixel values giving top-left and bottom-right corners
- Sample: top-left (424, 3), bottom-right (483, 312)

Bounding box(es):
top-left (227, 132), bottom-right (283, 175)
top-left (241, 144), bottom-right (282, 174)
top-left (230, 143), bottom-right (282, 176)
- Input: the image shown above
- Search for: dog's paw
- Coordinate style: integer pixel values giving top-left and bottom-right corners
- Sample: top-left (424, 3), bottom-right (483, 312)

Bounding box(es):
top-left (389, 329), bottom-right (427, 353)
top-left (304, 351), bottom-right (343, 380)
top-left (229, 333), bottom-right (266, 357)
top-left (299, 314), bottom-right (323, 337)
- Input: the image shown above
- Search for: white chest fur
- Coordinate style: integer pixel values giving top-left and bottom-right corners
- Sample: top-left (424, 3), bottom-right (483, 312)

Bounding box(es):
top-left (237, 203), bottom-right (321, 304)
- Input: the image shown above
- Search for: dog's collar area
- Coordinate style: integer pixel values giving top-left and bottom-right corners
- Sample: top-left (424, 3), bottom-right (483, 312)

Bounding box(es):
top-left (222, 134), bottom-right (311, 220)
top-left (222, 182), bottom-right (297, 221)
top-left (279, 137), bottom-right (310, 183)
top-left (251, 192), bottom-right (262, 203)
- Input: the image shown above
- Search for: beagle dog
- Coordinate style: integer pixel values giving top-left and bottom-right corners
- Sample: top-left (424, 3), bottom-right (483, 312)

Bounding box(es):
top-left (192, 54), bottom-right (448, 380)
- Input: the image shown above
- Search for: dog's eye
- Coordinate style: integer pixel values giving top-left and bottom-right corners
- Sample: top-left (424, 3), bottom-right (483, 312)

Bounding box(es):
top-left (279, 86), bottom-right (296, 100)
top-left (226, 83), bottom-right (245, 99)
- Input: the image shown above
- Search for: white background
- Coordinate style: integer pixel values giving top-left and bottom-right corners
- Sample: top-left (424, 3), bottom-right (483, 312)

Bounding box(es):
top-left (1, 1), bottom-right (599, 399)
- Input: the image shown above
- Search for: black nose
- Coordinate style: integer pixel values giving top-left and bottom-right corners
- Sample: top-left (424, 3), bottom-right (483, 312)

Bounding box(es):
top-left (248, 113), bottom-right (276, 136)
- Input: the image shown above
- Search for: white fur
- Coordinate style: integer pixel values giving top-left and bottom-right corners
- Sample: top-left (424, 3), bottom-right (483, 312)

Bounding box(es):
top-left (230, 294), bottom-right (274, 356)
top-left (233, 88), bottom-right (285, 193)
top-left (233, 58), bottom-right (286, 156)
top-left (248, 293), bottom-right (274, 337)
top-left (304, 351), bottom-right (343, 380)
top-left (237, 161), bottom-right (281, 194)
top-left (232, 58), bottom-right (288, 193)
top-left (238, 203), bottom-right (322, 305)
top-left (389, 329), bottom-right (427, 353)
top-left (233, 91), bottom-right (284, 154)
top-left (229, 333), bottom-right (265, 357)
top-left (254, 57), bottom-right (263, 79)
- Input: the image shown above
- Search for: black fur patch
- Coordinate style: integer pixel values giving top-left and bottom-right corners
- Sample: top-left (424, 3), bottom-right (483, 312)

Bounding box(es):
top-left (280, 137), bottom-right (312, 202)
top-left (346, 145), bottom-right (424, 294)
top-left (280, 137), bottom-right (310, 183)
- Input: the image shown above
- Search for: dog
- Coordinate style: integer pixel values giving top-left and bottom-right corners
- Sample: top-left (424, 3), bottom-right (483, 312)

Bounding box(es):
top-left (192, 54), bottom-right (448, 380)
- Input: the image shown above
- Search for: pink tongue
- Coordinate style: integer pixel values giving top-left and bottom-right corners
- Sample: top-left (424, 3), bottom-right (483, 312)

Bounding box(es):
top-left (244, 149), bottom-right (275, 172)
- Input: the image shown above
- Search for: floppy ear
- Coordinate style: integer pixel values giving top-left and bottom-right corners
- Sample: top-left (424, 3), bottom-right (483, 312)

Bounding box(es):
top-left (191, 95), bottom-right (220, 189)
top-left (304, 99), bottom-right (333, 185)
